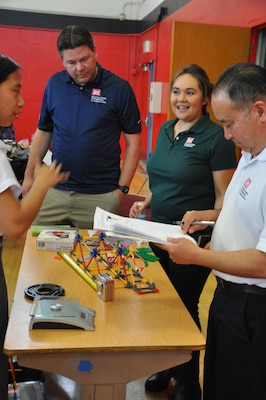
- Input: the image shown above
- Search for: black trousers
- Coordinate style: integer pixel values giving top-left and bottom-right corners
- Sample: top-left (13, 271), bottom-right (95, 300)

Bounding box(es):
top-left (204, 285), bottom-right (266, 400)
top-left (0, 237), bottom-right (8, 400)
top-left (150, 241), bottom-right (210, 384)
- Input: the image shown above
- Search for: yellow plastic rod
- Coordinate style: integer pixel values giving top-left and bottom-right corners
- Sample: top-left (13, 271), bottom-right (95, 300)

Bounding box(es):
top-left (58, 251), bottom-right (97, 291)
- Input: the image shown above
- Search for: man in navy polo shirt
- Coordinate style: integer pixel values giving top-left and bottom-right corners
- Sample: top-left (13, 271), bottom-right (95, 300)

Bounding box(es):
top-left (22, 25), bottom-right (141, 228)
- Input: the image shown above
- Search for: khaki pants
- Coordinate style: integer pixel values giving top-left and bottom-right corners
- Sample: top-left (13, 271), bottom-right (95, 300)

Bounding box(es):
top-left (33, 188), bottom-right (120, 229)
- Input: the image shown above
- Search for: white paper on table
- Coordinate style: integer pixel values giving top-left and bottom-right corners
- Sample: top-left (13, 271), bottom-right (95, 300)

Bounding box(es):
top-left (93, 207), bottom-right (197, 245)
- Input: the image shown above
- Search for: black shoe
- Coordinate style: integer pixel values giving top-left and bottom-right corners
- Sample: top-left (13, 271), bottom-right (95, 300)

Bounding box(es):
top-left (168, 380), bottom-right (201, 400)
top-left (145, 368), bottom-right (176, 393)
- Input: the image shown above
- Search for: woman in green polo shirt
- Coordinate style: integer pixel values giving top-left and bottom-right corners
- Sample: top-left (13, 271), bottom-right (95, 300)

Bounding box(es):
top-left (129, 64), bottom-right (237, 400)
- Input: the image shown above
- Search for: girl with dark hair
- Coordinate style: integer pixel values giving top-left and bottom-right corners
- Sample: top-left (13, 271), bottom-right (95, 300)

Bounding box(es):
top-left (0, 54), bottom-right (69, 399)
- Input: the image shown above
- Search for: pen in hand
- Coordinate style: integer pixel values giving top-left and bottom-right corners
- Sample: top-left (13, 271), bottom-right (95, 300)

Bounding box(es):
top-left (174, 220), bottom-right (215, 227)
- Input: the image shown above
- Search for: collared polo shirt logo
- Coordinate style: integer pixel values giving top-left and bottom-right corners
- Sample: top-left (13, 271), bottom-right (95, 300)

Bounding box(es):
top-left (240, 177), bottom-right (252, 200)
top-left (92, 88), bottom-right (101, 96)
top-left (91, 88), bottom-right (107, 104)
top-left (244, 178), bottom-right (252, 188)
top-left (184, 137), bottom-right (195, 148)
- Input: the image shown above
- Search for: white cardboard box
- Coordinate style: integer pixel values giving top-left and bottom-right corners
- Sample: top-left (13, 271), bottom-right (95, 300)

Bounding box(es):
top-left (36, 228), bottom-right (77, 251)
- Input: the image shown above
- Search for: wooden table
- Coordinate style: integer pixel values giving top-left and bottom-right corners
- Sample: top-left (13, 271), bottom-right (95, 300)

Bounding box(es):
top-left (4, 230), bottom-right (205, 400)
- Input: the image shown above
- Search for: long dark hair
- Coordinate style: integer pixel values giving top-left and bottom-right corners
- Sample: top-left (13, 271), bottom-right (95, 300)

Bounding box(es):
top-left (0, 55), bottom-right (21, 84)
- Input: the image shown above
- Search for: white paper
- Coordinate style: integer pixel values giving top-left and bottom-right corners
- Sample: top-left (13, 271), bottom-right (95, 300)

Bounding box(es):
top-left (93, 207), bottom-right (197, 245)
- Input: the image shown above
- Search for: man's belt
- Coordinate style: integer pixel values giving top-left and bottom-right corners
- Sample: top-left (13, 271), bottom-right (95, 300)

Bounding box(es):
top-left (216, 276), bottom-right (266, 296)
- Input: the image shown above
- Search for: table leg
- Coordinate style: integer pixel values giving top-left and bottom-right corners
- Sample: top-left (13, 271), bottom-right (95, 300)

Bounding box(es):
top-left (81, 383), bottom-right (126, 400)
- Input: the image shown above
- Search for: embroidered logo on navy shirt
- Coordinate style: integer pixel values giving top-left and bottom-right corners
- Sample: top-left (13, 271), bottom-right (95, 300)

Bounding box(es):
top-left (92, 88), bottom-right (101, 96)
top-left (184, 137), bottom-right (195, 148)
top-left (239, 178), bottom-right (252, 200)
top-left (91, 88), bottom-right (107, 104)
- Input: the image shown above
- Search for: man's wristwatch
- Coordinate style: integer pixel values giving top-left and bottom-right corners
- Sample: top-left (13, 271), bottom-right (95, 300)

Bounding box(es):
top-left (117, 184), bottom-right (129, 194)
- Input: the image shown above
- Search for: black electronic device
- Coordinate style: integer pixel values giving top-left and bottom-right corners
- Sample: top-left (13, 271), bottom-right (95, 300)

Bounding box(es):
top-left (117, 184), bottom-right (129, 194)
